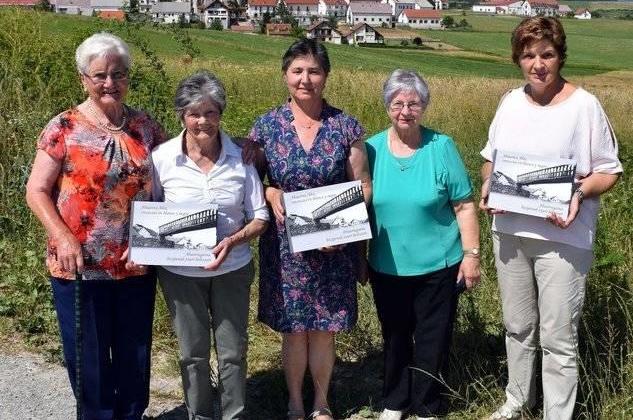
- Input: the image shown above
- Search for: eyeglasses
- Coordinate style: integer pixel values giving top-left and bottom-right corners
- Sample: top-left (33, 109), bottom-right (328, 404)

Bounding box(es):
top-left (389, 101), bottom-right (423, 112)
top-left (83, 71), bottom-right (128, 84)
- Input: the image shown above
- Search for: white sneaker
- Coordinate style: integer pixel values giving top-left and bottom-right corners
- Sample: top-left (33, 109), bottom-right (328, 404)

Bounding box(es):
top-left (488, 402), bottom-right (522, 420)
top-left (378, 409), bottom-right (403, 420)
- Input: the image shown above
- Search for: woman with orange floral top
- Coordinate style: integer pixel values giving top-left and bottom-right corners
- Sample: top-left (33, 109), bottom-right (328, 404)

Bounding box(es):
top-left (25, 33), bottom-right (164, 420)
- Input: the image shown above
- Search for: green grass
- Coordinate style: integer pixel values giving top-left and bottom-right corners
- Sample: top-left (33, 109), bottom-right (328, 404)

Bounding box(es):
top-left (416, 13), bottom-right (633, 72)
top-left (1, 8), bottom-right (632, 419)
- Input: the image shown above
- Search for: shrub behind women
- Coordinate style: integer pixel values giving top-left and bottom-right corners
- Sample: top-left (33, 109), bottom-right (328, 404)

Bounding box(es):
top-left (25, 32), bottom-right (164, 419)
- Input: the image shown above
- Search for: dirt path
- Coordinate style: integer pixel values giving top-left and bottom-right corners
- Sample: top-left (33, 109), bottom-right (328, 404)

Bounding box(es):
top-left (0, 352), bottom-right (185, 419)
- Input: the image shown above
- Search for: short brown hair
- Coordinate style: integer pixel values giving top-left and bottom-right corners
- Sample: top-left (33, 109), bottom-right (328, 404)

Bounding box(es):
top-left (511, 17), bottom-right (567, 68)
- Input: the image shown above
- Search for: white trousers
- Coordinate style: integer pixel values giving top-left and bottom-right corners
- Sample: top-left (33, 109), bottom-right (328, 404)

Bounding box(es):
top-left (493, 232), bottom-right (593, 420)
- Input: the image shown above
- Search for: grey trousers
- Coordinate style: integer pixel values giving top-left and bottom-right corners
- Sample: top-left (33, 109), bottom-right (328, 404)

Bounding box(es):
top-left (493, 232), bottom-right (593, 420)
top-left (158, 262), bottom-right (254, 420)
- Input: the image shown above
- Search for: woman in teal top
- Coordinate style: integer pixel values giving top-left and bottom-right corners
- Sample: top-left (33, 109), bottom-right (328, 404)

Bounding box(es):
top-left (366, 69), bottom-right (481, 420)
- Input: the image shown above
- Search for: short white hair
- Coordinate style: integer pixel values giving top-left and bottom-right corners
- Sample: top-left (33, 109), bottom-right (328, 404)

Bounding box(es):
top-left (382, 69), bottom-right (430, 109)
top-left (75, 32), bottom-right (131, 74)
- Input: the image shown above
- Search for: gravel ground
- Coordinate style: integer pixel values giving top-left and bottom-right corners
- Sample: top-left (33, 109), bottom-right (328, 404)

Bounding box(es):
top-left (0, 352), bottom-right (186, 420)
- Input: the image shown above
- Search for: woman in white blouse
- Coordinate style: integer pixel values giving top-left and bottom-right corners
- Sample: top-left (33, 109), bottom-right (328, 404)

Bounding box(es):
top-left (151, 71), bottom-right (269, 420)
top-left (479, 17), bottom-right (622, 420)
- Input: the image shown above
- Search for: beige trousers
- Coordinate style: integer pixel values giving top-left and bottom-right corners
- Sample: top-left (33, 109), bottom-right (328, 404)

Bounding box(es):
top-left (493, 232), bottom-right (593, 420)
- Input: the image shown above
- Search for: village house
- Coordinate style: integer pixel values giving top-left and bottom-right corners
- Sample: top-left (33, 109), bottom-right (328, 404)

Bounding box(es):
top-left (306, 19), bottom-right (344, 43)
top-left (574, 7), bottom-right (591, 19)
top-left (397, 9), bottom-right (442, 29)
top-left (285, 0), bottom-right (319, 26)
top-left (346, 1), bottom-right (393, 27)
top-left (202, 0), bottom-right (231, 28)
top-left (473, 0), bottom-right (558, 16)
top-left (382, 0), bottom-right (436, 17)
top-left (345, 22), bottom-right (384, 44)
top-left (530, 0), bottom-right (558, 16)
top-left (51, 0), bottom-right (124, 15)
top-left (151, 1), bottom-right (192, 24)
top-left (137, 0), bottom-right (157, 13)
top-left (317, 0), bottom-right (347, 20)
top-left (558, 4), bottom-right (572, 14)
top-left (247, 0), bottom-right (276, 20)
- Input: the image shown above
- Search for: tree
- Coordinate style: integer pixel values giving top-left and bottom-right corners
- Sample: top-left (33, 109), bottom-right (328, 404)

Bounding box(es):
top-left (259, 11), bottom-right (272, 33)
top-left (441, 15), bottom-right (455, 28)
top-left (412, 36), bottom-right (423, 46)
top-left (34, 0), bottom-right (52, 11)
top-left (326, 13), bottom-right (338, 28)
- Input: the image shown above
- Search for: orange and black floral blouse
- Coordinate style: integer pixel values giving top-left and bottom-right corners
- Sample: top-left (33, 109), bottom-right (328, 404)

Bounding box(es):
top-left (37, 107), bottom-right (165, 280)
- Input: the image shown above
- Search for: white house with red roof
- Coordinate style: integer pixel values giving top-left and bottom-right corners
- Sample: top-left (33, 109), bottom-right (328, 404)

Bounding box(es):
top-left (397, 8), bottom-right (441, 28)
top-left (247, 0), bottom-right (277, 19)
top-left (346, 1), bottom-right (393, 27)
top-left (530, 0), bottom-right (558, 16)
top-left (285, 0), bottom-right (319, 25)
top-left (317, 0), bottom-right (347, 19)
top-left (473, 0), bottom-right (556, 16)
top-left (202, 0), bottom-right (232, 28)
top-left (306, 19), bottom-right (344, 43)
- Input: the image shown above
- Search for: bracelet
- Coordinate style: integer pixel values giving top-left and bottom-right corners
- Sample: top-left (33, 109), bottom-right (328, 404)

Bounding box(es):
top-left (574, 188), bottom-right (585, 204)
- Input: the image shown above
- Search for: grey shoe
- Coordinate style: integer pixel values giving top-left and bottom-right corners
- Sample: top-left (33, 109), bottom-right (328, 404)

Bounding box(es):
top-left (488, 402), bottom-right (522, 420)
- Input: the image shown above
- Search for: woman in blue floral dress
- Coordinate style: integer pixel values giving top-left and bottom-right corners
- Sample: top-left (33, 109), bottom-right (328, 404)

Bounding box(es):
top-left (246, 39), bottom-right (371, 420)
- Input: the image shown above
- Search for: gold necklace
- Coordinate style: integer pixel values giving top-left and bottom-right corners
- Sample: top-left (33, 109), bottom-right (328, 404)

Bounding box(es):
top-left (85, 100), bottom-right (128, 133)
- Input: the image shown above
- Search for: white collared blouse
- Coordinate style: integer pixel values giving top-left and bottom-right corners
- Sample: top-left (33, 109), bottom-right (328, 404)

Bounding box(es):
top-left (151, 130), bottom-right (269, 277)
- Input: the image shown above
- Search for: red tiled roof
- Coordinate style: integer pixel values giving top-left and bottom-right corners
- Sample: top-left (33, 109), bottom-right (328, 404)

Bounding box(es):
top-left (575, 7), bottom-right (588, 13)
top-left (480, 0), bottom-right (518, 6)
top-left (401, 9), bottom-right (441, 18)
top-left (321, 0), bottom-right (345, 5)
top-left (531, 0), bottom-right (558, 6)
top-left (285, 0), bottom-right (318, 4)
top-left (0, 0), bottom-right (38, 5)
top-left (249, 0), bottom-right (276, 6)
top-left (99, 10), bottom-right (125, 20)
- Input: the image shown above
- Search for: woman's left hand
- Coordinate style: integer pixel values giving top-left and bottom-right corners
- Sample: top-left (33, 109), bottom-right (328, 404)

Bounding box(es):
top-left (204, 237), bottom-right (234, 271)
top-left (319, 244), bottom-right (343, 253)
top-left (120, 247), bottom-right (145, 271)
top-left (547, 191), bottom-right (580, 229)
top-left (458, 257), bottom-right (481, 291)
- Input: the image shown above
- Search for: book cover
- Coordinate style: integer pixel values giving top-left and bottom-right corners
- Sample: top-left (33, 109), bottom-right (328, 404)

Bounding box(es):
top-left (129, 201), bottom-right (218, 266)
top-left (283, 180), bottom-right (372, 253)
top-left (488, 149), bottom-right (577, 220)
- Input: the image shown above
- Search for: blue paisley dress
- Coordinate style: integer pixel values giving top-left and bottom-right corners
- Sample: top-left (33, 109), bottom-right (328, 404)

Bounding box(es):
top-left (249, 102), bottom-right (364, 333)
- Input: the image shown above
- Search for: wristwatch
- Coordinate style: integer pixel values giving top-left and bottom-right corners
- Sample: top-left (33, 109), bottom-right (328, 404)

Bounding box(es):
top-left (463, 248), bottom-right (480, 257)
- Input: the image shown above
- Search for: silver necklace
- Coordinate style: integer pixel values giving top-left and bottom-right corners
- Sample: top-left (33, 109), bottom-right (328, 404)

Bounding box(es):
top-left (85, 100), bottom-right (128, 133)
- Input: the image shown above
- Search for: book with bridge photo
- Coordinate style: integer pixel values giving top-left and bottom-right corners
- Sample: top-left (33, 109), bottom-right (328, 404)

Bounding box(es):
top-left (488, 149), bottom-right (577, 220)
top-left (129, 201), bottom-right (218, 266)
top-left (283, 180), bottom-right (372, 253)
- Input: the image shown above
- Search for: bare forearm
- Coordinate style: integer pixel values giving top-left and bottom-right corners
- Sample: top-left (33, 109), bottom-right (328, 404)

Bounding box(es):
top-left (578, 172), bottom-right (620, 198)
top-left (481, 161), bottom-right (493, 181)
top-left (454, 200), bottom-right (480, 249)
top-left (227, 218), bottom-right (268, 247)
top-left (25, 189), bottom-right (71, 238)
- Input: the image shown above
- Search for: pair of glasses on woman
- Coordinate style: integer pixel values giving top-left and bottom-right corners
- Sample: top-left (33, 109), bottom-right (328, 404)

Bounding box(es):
top-left (389, 101), bottom-right (423, 112)
top-left (83, 71), bottom-right (128, 84)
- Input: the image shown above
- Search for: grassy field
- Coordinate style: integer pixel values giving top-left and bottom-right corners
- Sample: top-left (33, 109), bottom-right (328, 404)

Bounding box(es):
top-left (1, 8), bottom-right (632, 419)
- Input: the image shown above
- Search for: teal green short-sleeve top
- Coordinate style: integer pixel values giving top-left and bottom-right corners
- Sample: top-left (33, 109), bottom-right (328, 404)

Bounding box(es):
top-left (366, 127), bottom-right (473, 276)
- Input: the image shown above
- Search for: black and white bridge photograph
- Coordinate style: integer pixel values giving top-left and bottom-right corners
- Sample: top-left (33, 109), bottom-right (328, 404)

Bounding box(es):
top-left (129, 202), bottom-right (219, 266)
top-left (283, 181), bottom-right (372, 253)
top-left (488, 150), bottom-right (577, 219)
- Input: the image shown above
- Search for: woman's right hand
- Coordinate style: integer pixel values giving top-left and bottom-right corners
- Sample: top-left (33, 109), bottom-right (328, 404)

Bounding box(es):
top-left (53, 231), bottom-right (84, 274)
top-left (479, 177), bottom-right (506, 215)
top-left (265, 186), bottom-right (286, 222)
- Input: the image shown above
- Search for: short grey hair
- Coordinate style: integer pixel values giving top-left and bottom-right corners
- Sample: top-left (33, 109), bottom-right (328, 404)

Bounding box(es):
top-left (174, 71), bottom-right (227, 121)
top-left (382, 69), bottom-right (430, 109)
top-left (75, 32), bottom-right (131, 74)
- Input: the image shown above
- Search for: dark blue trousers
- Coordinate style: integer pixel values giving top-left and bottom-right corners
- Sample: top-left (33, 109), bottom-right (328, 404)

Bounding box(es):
top-left (51, 275), bottom-right (156, 420)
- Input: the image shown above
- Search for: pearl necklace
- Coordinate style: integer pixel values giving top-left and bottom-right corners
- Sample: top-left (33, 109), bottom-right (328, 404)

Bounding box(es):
top-left (85, 100), bottom-right (128, 133)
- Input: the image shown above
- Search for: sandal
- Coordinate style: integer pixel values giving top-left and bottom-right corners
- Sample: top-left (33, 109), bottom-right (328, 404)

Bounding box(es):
top-left (309, 407), bottom-right (334, 420)
top-left (287, 409), bottom-right (305, 420)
